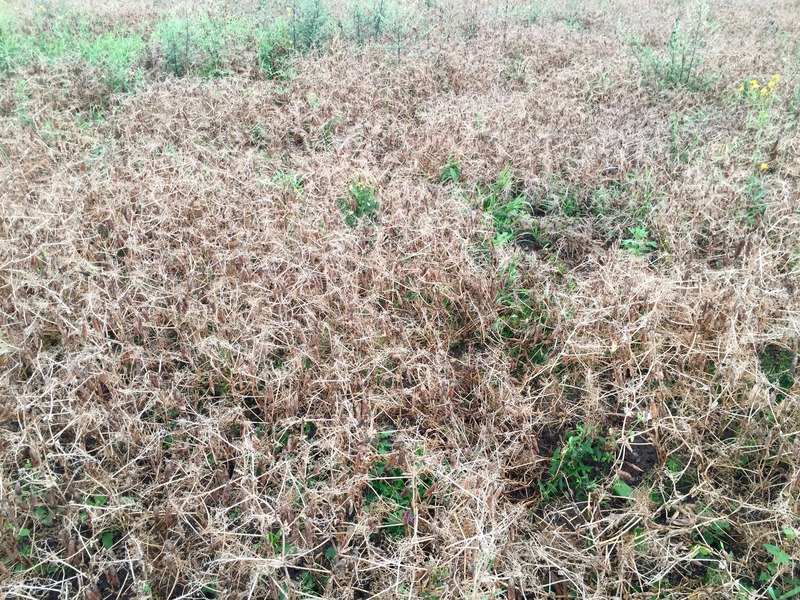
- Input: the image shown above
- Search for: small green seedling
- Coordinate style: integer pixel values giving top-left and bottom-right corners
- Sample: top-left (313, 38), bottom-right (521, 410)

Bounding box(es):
top-left (759, 541), bottom-right (800, 600)
top-left (540, 424), bottom-right (615, 502)
top-left (440, 156), bottom-right (462, 184)
top-left (622, 225), bottom-right (657, 255)
top-left (340, 181), bottom-right (379, 226)
top-left (480, 166), bottom-right (528, 246)
top-left (364, 431), bottom-right (433, 538)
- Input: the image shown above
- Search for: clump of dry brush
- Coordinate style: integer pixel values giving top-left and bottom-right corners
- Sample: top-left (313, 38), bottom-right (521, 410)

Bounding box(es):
top-left (1, 0), bottom-right (799, 598)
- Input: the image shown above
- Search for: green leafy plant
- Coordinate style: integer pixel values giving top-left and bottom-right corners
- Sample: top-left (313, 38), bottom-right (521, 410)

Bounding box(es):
top-left (286, 0), bottom-right (332, 52)
top-left (364, 431), bottom-right (433, 538)
top-left (101, 529), bottom-right (118, 550)
top-left (0, 13), bottom-right (25, 76)
top-left (339, 180), bottom-right (379, 226)
top-left (83, 30), bottom-right (144, 93)
top-left (154, 14), bottom-right (254, 78)
top-left (440, 156), bottom-right (462, 185)
top-left (156, 18), bottom-right (193, 77)
top-left (691, 505), bottom-right (732, 556)
top-left (479, 165), bottom-right (528, 245)
top-left (739, 173), bottom-right (768, 228)
top-left (562, 0), bottom-right (584, 31)
top-left (347, 0), bottom-right (392, 45)
top-left (2, 524), bottom-right (31, 574)
top-left (321, 115), bottom-right (342, 148)
top-left (628, 2), bottom-right (714, 90)
top-left (760, 343), bottom-right (796, 399)
top-left (668, 111), bottom-right (707, 164)
top-left (540, 424), bottom-right (615, 502)
top-left (758, 537), bottom-right (800, 600)
top-left (267, 528), bottom-right (298, 555)
top-left (622, 225), bottom-right (657, 255)
top-left (258, 17), bottom-right (293, 79)
top-left (272, 170), bottom-right (305, 196)
top-left (518, 1), bottom-right (550, 25)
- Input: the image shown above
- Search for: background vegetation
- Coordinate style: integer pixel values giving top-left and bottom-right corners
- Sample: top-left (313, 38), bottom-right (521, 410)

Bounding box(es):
top-left (1, 0), bottom-right (799, 598)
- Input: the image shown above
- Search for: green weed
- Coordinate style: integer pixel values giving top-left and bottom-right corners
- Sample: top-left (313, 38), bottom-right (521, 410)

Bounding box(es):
top-left (0, 12), bottom-right (144, 94)
top-left (440, 156), bottom-right (462, 185)
top-left (627, 2), bottom-right (714, 91)
top-left (272, 170), bottom-right (305, 196)
top-left (364, 431), bottom-right (433, 538)
top-left (739, 173), bottom-right (768, 228)
top-left (479, 165), bottom-right (528, 246)
top-left (518, 1), bottom-right (551, 25)
top-left (286, 0), bottom-right (332, 51)
top-left (754, 533), bottom-right (800, 600)
top-left (669, 111), bottom-right (707, 164)
top-left (562, 0), bottom-right (584, 31)
top-left (760, 344), bottom-right (796, 398)
top-left (540, 424), bottom-right (615, 503)
top-left (83, 30), bottom-right (144, 93)
top-left (347, 0), bottom-right (392, 45)
top-left (339, 180), bottom-right (379, 226)
top-left (258, 16), bottom-right (293, 79)
top-left (0, 13), bottom-right (28, 75)
top-left (321, 115), bottom-right (342, 148)
top-left (493, 257), bottom-right (552, 363)
top-left (691, 505), bottom-right (732, 556)
top-left (154, 14), bottom-right (255, 78)
top-left (621, 225), bottom-right (657, 255)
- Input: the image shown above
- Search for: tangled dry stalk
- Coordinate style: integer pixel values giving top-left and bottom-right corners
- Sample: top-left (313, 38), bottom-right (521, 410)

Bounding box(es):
top-left (1, 0), bottom-right (799, 598)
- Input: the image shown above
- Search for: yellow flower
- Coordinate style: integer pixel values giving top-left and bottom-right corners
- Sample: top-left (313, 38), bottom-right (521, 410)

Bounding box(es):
top-left (750, 79), bottom-right (758, 87)
top-left (760, 163), bottom-right (769, 170)
top-left (768, 80), bottom-right (776, 87)
top-left (738, 85), bottom-right (744, 92)
top-left (761, 88), bottom-right (768, 94)
top-left (772, 74), bottom-right (780, 80)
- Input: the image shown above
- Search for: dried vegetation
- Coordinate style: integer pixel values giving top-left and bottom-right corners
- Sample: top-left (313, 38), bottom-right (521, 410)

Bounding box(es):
top-left (1, 0), bottom-right (799, 598)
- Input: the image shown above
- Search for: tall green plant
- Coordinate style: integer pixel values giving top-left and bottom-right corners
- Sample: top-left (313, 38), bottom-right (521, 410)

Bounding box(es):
top-left (286, 0), bottom-right (332, 51)
top-left (627, 2), bottom-right (714, 90)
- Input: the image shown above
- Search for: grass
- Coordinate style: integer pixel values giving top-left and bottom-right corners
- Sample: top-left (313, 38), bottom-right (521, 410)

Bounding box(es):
top-left (1, 0), bottom-right (799, 598)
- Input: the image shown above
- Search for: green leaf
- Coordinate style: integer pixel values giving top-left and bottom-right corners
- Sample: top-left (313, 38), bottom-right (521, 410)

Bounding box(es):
top-left (766, 544), bottom-right (792, 565)
top-left (33, 506), bottom-right (53, 526)
top-left (91, 494), bottom-right (108, 507)
top-left (325, 546), bottom-right (337, 560)
top-left (784, 527), bottom-right (797, 541)
top-left (102, 530), bottom-right (115, 549)
top-left (779, 587), bottom-right (800, 600)
top-left (612, 480), bottom-right (634, 498)
top-left (17, 528), bottom-right (31, 539)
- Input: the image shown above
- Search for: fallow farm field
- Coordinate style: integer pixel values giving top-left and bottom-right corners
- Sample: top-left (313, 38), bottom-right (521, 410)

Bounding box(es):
top-left (1, 0), bottom-right (800, 598)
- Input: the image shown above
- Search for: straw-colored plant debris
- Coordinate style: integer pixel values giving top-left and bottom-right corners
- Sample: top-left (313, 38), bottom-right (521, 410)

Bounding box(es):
top-left (1, 0), bottom-right (799, 598)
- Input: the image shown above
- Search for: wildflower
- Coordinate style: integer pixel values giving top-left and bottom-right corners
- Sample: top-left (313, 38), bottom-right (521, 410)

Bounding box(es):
top-left (750, 79), bottom-right (758, 87)
top-left (772, 74), bottom-right (780, 80)
top-left (761, 88), bottom-right (768, 94)
top-left (768, 80), bottom-right (776, 88)
top-left (760, 163), bottom-right (769, 171)
top-left (738, 86), bottom-right (744, 92)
